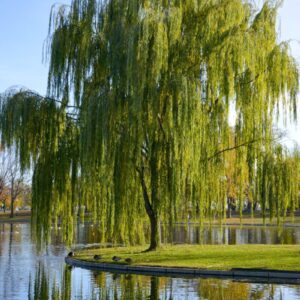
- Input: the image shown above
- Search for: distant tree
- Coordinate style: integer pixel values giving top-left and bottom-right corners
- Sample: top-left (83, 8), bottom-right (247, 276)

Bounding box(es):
top-left (0, 170), bottom-right (7, 207)
top-left (0, 151), bottom-right (27, 217)
top-left (0, 147), bottom-right (8, 205)
top-left (7, 160), bottom-right (24, 218)
top-left (19, 183), bottom-right (32, 209)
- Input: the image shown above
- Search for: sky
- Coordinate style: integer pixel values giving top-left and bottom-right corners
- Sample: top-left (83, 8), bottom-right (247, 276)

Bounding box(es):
top-left (0, 0), bottom-right (299, 146)
top-left (277, 0), bottom-right (300, 147)
top-left (0, 0), bottom-right (71, 94)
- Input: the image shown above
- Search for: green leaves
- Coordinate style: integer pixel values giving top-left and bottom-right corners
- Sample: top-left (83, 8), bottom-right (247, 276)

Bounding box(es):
top-left (0, 0), bottom-right (299, 245)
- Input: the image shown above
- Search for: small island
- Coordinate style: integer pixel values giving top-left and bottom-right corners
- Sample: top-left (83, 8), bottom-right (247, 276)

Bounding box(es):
top-left (66, 244), bottom-right (300, 281)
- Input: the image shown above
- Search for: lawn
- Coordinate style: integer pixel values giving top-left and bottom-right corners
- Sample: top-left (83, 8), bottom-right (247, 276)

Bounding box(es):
top-left (0, 211), bottom-right (31, 223)
top-left (194, 214), bottom-right (300, 226)
top-left (74, 244), bottom-right (300, 271)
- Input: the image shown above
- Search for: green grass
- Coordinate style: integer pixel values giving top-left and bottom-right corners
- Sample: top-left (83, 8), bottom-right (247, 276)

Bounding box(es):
top-left (189, 215), bottom-right (300, 226)
top-left (0, 211), bottom-right (31, 222)
top-left (75, 244), bottom-right (300, 271)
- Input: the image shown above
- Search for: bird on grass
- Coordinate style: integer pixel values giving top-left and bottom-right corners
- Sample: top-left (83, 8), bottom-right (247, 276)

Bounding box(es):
top-left (125, 258), bottom-right (133, 264)
top-left (94, 255), bottom-right (102, 260)
top-left (68, 251), bottom-right (75, 257)
top-left (112, 256), bottom-right (121, 262)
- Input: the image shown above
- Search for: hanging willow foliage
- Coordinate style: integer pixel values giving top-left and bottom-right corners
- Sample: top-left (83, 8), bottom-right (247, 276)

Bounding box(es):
top-left (0, 0), bottom-right (299, 250)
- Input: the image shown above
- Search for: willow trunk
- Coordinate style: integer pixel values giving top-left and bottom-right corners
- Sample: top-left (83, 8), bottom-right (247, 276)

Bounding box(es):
top-left (138, 167), bottom-right (160, 251)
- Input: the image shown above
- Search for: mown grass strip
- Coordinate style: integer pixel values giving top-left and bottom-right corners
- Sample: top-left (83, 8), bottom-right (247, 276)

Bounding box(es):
top-left (75, 244), bottom-right (300, 271)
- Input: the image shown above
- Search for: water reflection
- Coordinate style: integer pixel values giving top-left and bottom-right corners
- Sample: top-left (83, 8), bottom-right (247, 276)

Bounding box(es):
top-left (27, 263), bottom-right (300, 300)
top-left (169, 224), bottom-right (300, 245)
top-left (1, 223), bottom-right (300, 299)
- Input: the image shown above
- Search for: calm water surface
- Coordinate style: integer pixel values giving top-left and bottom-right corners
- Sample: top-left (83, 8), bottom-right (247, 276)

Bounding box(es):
top-left (1, 222), bottom-right (300, 299)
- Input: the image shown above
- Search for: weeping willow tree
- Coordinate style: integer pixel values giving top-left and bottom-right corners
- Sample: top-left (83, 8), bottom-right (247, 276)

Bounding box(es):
top-left (256, 145), bottom-right (300, 224)
top-left (0, 0), bottom-right (299, 250)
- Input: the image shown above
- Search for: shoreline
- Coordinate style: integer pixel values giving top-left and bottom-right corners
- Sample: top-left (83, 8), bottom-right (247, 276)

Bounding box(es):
top-left (0, 218), bottom-right (31, 223)
top-left (1, 218), bottom-right (300, 227)
top-left (65, 256), bottom-right (300, 284)
top-left (176, 221), bottom-right (300, 228)
top-left (66, 245), bottom-right (300, 281)
top-left (1, 211), bottom-right (300, 227)
top-left (0, 212), bottom-right (31, 223)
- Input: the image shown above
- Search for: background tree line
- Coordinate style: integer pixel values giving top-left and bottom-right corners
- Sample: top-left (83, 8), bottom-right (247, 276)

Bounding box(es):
top-left (0, 150), bottom-right (31, 217)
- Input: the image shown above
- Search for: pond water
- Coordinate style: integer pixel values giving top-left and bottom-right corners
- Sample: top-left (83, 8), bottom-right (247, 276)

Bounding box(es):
top-left (168, 223), bottom-right (300, 245)
top-left (1, 222), bottom-right (300, 300)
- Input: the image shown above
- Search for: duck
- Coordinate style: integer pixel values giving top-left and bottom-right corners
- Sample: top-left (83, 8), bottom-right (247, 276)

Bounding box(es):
top-left (68, 251), bottom-right (75, 257)
top-left (112, 256), bottom-right (121, 262)
top-left (125, 258), bottom-right (133, 264)
top-left (94, 254), bottom-right (102, 260)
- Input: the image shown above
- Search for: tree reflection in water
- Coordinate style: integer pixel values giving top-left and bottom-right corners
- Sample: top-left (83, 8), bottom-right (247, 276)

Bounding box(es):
top-left (28, 263), bottom-right (297, 300)
top-left (3, 223), bottom-right (299, 299)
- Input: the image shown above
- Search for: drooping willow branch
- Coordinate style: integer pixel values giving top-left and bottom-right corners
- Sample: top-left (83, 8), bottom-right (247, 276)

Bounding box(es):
top-left (0, 0), bottom-right (299, 248)
top-left (205, 133), bottom-right (285, 162)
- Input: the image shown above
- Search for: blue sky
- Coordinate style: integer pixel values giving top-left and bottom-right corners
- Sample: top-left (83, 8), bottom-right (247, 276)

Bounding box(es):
top-left (0, 0), bottom-right (299, 145)
top-left (0, 0), bottom-right (71, 94)
top-left (278, 0), bottom-right (300, 147)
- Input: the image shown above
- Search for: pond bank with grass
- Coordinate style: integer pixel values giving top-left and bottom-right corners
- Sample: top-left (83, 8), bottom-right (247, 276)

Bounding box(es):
top-left (0, 211), bottom-right (31, 223)
top-left (66, 245), bottom-right (300, 282)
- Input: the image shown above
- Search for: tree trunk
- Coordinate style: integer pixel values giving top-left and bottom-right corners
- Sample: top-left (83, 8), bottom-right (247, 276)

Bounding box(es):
top-left (148, 211), bottom-right (160, 251)
top-left (150, 276), bottom-right (159, 300)
top-left (227, 197), bottom-right (231, 219)
top-left (10, 177), bottom-right (15, 218)
top-left (137, 167), bottom-right (160, 251)
top-left (10, 197), bottom-right (15, 218)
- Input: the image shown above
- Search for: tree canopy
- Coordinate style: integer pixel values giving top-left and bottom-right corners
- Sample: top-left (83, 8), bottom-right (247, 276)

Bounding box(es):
top-left (0, 0), bottom-right (299, 249)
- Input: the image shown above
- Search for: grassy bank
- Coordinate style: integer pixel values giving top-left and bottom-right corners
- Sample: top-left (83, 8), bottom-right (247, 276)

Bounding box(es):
top-left (190, 215), bottom-right (300, 226)
top-left (75, 244), bottom-right (300, 271)
top-left (0, 211), bottom-right (31, 223)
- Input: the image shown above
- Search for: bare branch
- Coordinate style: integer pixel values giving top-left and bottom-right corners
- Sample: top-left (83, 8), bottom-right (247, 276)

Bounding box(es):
top-left (205, 134), bottom-right (284, 162)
